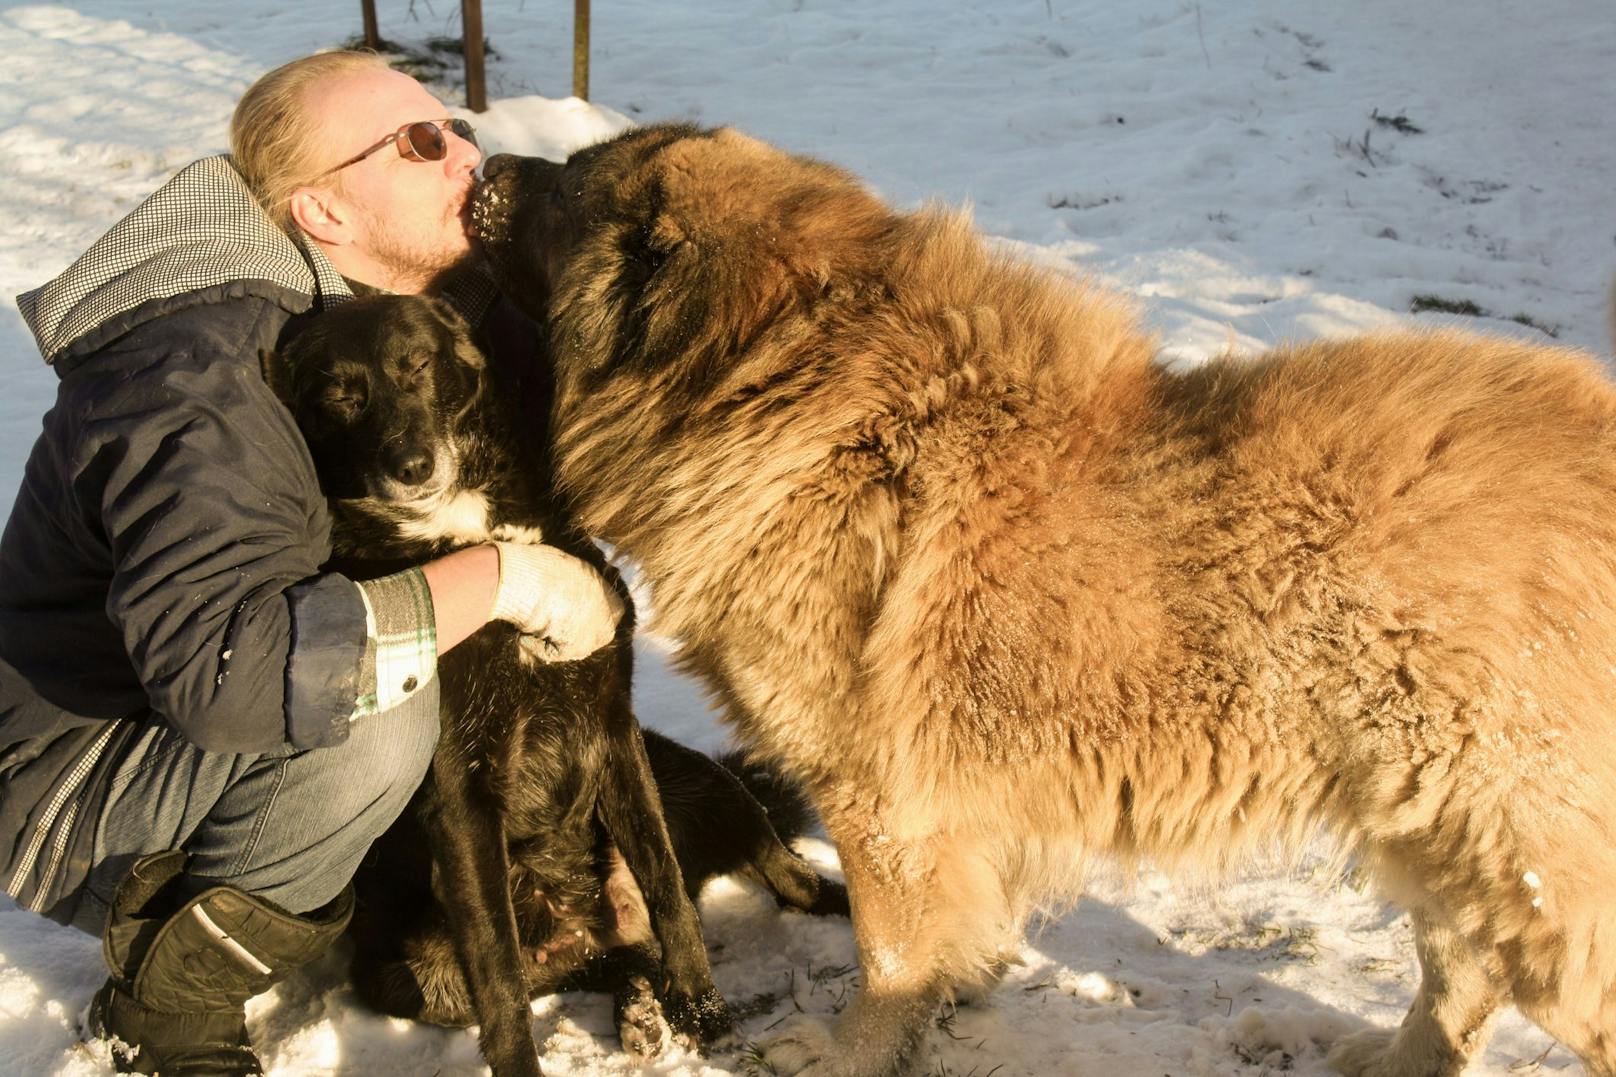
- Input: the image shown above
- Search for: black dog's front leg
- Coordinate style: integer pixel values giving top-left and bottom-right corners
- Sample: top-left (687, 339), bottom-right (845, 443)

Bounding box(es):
top-left (596, 707), bottom-right (732, 1048)
top-left (561, 943), bottom-right (669, 1059)
top-left (419, 761), bottom-right (545, 1077)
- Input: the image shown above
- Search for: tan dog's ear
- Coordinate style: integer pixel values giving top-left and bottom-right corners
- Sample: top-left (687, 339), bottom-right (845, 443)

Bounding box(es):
top-left (624, 137), bottom-right (810, 389)
top-left (632, 217), bottom-right (795, 391)
top-left (629, 132), bottom-right (898, 392)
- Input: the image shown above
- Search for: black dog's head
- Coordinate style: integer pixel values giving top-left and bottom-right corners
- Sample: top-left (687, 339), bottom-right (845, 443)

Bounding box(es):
top-left (265, 294), bottom-right (485, 508)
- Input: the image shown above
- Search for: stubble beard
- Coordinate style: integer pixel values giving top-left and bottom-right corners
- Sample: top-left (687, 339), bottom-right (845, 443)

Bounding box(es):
top-left (358, 202), bottom-right (475, 294)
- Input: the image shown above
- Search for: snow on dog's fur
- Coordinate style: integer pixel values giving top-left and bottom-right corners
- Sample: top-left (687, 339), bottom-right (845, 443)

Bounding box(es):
top-left (474, 124), bottom-right (1616, 1077)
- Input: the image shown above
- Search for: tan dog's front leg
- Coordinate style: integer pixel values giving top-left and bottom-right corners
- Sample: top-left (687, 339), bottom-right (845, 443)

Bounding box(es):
top-left (761, 815), bottom-right (946, 1076)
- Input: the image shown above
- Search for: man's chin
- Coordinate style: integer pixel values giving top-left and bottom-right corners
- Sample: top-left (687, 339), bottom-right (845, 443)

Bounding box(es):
top-left (419, 249), bottom-right (491, 297)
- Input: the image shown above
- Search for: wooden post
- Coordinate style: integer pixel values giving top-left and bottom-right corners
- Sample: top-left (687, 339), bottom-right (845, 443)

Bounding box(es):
top-left (573, 0), bottom-right (590, 101)
top-left (360, 0), bottom-right (381, 49)
top-left (463, 0), bottom-right (487, 112)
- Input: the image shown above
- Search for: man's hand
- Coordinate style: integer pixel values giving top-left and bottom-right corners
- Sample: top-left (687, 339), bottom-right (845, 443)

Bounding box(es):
top-left (490, 542), bottom-right (624, 661)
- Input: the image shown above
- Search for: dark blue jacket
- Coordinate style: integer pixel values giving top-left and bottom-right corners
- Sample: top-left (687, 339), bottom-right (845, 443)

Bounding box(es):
top-left (0, 157), bottom-right (369, 924)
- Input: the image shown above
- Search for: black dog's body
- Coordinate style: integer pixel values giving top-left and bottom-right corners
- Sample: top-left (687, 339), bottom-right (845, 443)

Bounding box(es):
top-left (268, 296), bottom-right (846, 1076)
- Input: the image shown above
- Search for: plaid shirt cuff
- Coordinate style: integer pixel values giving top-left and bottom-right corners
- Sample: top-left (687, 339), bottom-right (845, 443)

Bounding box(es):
top-left (350, 568), bottom-right (438, 719)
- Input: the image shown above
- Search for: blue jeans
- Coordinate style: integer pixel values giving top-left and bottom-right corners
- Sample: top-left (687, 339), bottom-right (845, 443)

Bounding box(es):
top-left (71, 681), bottom-right (438, 934)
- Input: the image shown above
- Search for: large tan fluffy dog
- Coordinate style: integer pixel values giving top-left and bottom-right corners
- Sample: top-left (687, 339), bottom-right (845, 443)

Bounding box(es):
top-left (472, 125), bottom-right (1616, 1076)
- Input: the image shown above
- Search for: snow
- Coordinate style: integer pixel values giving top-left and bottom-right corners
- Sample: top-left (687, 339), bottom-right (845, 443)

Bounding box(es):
top-left (2, 1), bottom-right (1612, 1074)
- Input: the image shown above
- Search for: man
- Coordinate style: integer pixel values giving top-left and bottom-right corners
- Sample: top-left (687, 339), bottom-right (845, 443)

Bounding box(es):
top-left (0, 52), bottom-right (611, 1074)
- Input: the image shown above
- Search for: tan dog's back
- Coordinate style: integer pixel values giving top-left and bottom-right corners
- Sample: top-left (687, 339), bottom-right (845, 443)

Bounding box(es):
top-left (861, 290), bottom-right (1616, 1073)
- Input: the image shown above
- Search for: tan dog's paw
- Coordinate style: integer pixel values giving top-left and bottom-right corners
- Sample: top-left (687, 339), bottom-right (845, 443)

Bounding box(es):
top-left (1326, 1028), bottom-right (1402, 1077)
top-left (756, 1015), bottom-right (846, 1076)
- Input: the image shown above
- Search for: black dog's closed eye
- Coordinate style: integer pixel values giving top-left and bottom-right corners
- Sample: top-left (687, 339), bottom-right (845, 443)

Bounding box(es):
top-left (320, 378), bottom-right (366, 422)
top-left (400, 354), bottom-right (432, 382)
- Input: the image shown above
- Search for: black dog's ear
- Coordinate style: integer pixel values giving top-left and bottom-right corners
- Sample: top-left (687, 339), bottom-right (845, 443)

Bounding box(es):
top-left (260, 348), bottom-right (295, 405)
top-left (426, 296), bottom-right (472, 334)
top-left (426, 297), bottom-right (487, 371)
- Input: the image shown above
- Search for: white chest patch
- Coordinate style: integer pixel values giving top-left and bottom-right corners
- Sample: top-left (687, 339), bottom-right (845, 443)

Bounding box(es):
top-left (400, 490), bottom-right (493, 545)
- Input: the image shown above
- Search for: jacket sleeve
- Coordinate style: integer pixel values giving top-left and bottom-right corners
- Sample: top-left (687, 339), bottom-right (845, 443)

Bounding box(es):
top-left (351, 568), bottom-right (438, 716)
top-left (82, 345), bottom-right (371, 753)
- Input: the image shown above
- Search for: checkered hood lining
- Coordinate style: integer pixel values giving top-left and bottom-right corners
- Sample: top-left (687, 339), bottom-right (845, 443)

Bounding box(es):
top-left (15, 155), bottom-right (353, 366)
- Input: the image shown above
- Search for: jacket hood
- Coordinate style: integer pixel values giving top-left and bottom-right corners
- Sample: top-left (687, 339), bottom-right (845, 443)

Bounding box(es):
top-left (15, 154), bottom-right (352, 368)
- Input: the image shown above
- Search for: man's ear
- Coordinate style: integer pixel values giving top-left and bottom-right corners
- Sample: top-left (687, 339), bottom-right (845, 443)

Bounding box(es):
top-left (288, 185), bottom-right (353, 246)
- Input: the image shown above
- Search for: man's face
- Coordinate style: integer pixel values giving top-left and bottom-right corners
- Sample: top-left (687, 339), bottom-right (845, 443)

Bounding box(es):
top-left (306, 68), bottom-right (481, 293)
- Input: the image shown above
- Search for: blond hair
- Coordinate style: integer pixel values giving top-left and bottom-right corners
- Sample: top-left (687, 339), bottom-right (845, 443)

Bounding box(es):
top-left (230, 51), bottom-right (390, 230)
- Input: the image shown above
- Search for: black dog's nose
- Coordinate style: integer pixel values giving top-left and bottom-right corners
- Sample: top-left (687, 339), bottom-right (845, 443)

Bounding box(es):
top-left (480, 153), bottom-right (562, 186)
top-left (481, 153), bottom-right (516, 180)
top-left (386, 447), bottom-right (435, 488)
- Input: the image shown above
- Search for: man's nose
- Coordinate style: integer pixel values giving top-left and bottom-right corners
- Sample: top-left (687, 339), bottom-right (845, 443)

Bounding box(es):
top-left (448, 124), bottom-right (481, 171)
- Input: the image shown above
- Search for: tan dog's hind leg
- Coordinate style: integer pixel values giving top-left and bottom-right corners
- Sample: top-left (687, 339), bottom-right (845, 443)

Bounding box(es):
top-left (1515, 940), bottom-right (1616, 1077)
top-left (1539, 1008), bottom-right (1616, 1077)
top-left (1538, 1012), bottom-right (1616, 1077)
top-left (1329, 911), bottom-right (1505, 1077)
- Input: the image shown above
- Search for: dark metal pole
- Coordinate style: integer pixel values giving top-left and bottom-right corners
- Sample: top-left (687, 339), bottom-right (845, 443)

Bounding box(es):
top-left (361, 0), bottom-right (381, 49)
top-left (573, 0), bottom-right (590, 101)
top-left (463, 0), bottom-right (487, 112)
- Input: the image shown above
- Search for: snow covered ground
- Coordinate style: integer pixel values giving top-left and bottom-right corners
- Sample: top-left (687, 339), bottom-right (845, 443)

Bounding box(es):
top-left (2, 1), bottom-right (1614, 1074)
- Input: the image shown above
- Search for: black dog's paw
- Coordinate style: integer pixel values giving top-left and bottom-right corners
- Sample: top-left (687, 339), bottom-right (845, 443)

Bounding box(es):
top-left (615, 973), bottom-right (668, 1058)
top-left (662, 984), bottom-right (734, 1051)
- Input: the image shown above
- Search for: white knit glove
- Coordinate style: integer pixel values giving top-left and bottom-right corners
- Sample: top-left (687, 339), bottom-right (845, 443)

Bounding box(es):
top-left (490, 542), bottom-right (625, 661)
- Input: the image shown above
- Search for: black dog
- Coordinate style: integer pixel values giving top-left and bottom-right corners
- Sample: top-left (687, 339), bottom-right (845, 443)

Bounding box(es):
top-left (264, 294), bottom-right (847, 1076)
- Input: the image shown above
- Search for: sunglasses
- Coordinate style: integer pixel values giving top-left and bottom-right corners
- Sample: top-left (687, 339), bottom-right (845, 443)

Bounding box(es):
top-left (315, 117), bottom-right (478, 179)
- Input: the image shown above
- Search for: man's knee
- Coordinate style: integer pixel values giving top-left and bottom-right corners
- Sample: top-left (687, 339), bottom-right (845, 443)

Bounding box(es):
top-left (83, 683), bottom-right (443, 918)
top-left (292, 679), bottom-right (441, 838)
top-left (343, 679), bottom-right (440, 808)
top-left (210, 681), bottom-right (441, 911)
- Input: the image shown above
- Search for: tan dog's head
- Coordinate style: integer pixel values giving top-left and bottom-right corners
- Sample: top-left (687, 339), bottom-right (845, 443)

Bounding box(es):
top-left (472, 124), bottom-right (903, 394)
top-left (470, 124), bottom-right (914, 544)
